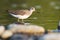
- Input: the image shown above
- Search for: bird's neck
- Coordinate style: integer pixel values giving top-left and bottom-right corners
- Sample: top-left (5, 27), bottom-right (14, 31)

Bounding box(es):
top-left (30, 10), bottom-right (34, 13)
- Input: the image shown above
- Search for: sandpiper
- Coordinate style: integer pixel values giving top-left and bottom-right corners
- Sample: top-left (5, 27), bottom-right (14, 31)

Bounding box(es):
top-left (8, 7), bottom-right (35, 23)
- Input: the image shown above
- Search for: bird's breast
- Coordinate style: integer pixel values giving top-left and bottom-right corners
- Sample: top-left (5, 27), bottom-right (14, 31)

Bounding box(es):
top-left (10, 13), bottom-right (30, 19)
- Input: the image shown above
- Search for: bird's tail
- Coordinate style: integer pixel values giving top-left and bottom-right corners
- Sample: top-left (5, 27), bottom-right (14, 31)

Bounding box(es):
top-left (6, 10), bottom-right (16, 14)
top-left (6, 10), bottom-right (12, 12)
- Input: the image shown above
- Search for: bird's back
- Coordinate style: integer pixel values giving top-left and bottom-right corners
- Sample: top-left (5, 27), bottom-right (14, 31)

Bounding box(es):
top-left (8, 10), bottom-right (31, 16)
top-left (15, 10), bottom-right (31, 15)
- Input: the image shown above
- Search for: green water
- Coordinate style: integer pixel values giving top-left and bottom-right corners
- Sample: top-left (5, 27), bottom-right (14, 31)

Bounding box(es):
top-left (0, 0), bottom-right (60, 29)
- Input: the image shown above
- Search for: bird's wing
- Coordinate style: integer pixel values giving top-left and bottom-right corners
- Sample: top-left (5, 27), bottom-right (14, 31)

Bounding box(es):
top-left (8, 10), bottom-right (30, 15)
top-left (15, 10), bottom-right (30, 15)
top-left (8, 10), bottom-right (17, 15)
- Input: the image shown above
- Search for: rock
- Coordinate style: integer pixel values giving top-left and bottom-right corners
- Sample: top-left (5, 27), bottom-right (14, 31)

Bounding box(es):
top-left (0, 25), bottom-right (5, 36)
top-left (7, 23), bottom-right (45, 34)
top-left (1, 30), bottom-right (13, 39)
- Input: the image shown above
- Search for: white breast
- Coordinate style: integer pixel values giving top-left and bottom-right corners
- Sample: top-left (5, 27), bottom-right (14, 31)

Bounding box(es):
top-left (10, 13), bottom-right (30, 19)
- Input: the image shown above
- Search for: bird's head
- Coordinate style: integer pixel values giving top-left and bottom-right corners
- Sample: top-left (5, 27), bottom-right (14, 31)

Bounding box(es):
top-left (30, 7), bottom-right (35, 12)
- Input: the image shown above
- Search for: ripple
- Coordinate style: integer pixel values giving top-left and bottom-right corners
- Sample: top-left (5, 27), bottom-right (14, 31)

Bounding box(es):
top-left (35, 5), bottom-right (42, 9)
top-left (54, 6), bottom-right (60, 10)
top-left (21, 3), bottom-right (27, 8)
top-left (11, 4), bottom-right (17, 8)
top-left (50, 2), bottom-right (56, 6)
top-left (43, 33), bottom-right (60, 40)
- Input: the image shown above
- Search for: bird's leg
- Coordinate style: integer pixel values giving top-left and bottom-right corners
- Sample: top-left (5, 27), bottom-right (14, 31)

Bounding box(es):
top-left (22, 19), bottom-right (24, 23)
top-left (18, 18), bottom-right (20, 22)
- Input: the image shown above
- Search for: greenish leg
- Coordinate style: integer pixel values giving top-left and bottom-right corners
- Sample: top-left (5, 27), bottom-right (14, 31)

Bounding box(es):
top-left (22, 19), bottom-right (24, 23)
top-left (18, 18), bottom-right (20, 22)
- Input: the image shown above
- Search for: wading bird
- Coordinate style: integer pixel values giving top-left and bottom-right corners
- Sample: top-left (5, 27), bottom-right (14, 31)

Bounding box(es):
top-left (7, 7), bottom-right (35, 23)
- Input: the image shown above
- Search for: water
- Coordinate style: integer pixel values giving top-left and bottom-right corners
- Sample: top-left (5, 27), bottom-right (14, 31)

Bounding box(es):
top-left (9, 33), bottom-right (42, 40)
top-left (43, 32), bottom-right (60, 40)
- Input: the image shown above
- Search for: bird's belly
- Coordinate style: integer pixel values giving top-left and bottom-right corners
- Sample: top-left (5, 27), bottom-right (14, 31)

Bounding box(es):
top-left (10, 14), bottom-right (30, 19)
top-left (17, 15), bottom-right (29, 19)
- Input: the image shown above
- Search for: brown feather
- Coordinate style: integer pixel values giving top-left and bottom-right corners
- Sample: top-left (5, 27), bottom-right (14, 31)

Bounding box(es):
top-left (8, 10), bottom-right (30, 16)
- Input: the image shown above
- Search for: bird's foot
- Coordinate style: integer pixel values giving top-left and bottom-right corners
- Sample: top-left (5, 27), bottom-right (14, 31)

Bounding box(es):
top-left (15, 22), bottom-right (25, 25)
top-left (20, 22), bottom-right (25, 24)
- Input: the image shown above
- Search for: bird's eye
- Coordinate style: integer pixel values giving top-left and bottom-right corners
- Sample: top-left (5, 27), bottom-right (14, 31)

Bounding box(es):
top-left (31, 8), bottom-right (33, 10)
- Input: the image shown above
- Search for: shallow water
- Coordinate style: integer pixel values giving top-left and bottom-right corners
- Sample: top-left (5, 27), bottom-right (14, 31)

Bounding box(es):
top-left (43, 32), bottom-right (60, 40)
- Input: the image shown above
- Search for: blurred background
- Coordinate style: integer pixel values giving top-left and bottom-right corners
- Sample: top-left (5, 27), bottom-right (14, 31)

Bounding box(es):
top-left (0, 0), bottom-right (60, 29)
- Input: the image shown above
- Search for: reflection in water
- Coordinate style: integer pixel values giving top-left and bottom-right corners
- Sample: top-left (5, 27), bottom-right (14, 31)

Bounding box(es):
top-left (39, 36), bottom-right (44, 40)
top-left (10, 34), bottom-right (28, 40)
top-left (43, 33), bottom-right (60, 40)
top-left (9, 32), bottom-right (60, 40)
top-left (9, 33), bottom-right (43, 40)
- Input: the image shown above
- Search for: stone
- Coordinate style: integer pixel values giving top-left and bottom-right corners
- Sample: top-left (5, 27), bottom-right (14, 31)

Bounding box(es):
top-left (7, 23), bottom-right (45, 35)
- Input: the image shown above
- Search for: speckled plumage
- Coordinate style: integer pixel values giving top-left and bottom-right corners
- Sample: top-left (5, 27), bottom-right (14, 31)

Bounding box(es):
top-left (8, 7), bottom-right (35, 22)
